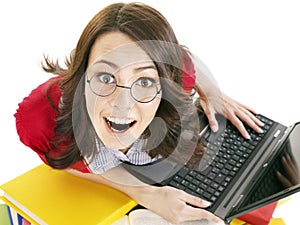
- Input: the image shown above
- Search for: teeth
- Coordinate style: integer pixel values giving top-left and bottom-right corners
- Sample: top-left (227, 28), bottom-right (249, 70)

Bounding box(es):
top-left (106, 116), bottom-right (134, 125)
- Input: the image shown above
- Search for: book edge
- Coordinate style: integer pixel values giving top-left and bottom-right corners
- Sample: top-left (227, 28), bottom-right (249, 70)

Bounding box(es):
top-left (0, 193), bottom-right (43, 225)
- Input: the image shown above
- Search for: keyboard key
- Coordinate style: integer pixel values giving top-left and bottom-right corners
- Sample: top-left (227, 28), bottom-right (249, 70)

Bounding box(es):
top-left (215, 174), bottom-right (226, 184)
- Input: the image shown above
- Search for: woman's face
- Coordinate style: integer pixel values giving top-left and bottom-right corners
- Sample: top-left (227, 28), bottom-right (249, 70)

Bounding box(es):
top-left (85, 31), bottom-right (162, 150)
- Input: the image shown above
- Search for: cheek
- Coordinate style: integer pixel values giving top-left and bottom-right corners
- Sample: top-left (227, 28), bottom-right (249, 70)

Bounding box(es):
top-left (139, 98), bottom-right (161, 126)
top-left (85, 90), bottom-right (106, 123)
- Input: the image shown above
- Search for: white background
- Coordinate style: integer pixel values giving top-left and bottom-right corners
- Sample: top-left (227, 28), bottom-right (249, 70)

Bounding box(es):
top-left (0, 0), bottom-right (299, 224)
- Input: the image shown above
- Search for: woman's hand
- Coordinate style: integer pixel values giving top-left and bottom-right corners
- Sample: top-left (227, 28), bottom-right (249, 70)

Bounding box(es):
top-left (136, 185), bottom-right (224, 224)
top-left (195, 83), bottom-right (264, 139)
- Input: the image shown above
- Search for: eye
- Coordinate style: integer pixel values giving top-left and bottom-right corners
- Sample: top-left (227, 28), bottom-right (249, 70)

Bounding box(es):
top-left (95, 72), bottom-right (115, 84)
top-left (135, 77), bottom-right (156, 88)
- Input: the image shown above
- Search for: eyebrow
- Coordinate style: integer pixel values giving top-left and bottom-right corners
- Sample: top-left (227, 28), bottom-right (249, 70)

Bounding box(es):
top-left (93, 59), bottom-right (118, 69)
top-left (93, 59), bottom-right (156, 73)
top-left (134, 65), bottom-right (156, 73)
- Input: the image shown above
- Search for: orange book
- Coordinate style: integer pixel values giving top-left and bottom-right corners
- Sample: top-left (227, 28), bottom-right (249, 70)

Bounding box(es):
top-left (0, 164), bottom-right (137, 225)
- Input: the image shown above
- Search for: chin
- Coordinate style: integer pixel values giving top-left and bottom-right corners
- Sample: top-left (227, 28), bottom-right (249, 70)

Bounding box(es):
top-left (104, 140), bottom-right (134, 150)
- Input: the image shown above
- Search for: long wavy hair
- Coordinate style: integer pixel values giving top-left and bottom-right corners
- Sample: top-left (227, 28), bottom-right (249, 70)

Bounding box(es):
top-left (43, 2), bottom-right (201, 169)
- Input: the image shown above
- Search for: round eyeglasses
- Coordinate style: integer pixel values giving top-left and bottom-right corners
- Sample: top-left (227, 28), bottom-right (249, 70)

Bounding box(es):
top-left (86, 72), bottom-right (162, 103)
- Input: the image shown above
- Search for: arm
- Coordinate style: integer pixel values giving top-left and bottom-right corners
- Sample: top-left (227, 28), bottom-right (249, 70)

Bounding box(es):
top-left (66, 166), bottom-right (224, 224)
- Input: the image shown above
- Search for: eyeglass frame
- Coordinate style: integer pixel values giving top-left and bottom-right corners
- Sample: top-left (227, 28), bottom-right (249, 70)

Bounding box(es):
top-left (86, 73), bottom-right (197, 103)
top-left (86, 74), bottom-right (162, 103)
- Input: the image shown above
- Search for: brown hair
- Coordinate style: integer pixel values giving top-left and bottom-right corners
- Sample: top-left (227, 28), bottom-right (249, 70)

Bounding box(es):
top-left (43, 2), bottom-right (199, 169)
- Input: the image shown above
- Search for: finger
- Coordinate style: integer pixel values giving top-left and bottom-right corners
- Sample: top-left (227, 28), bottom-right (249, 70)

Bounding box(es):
top-left (282, 156), bottom-right (295, 177)
top-left (283, 155), bottom-right (299, 184)
top-left (276, 171), bottom-right (292, 188)
top-left (183, 205), bottom-right (224, 224)
top-left (201, 99), bottom-right (219, 132)
top-left (176, 191), bottom-right (223, 223)
top-left (241, 108), bottom-right (265, 127)
top-left (180, 191), bottom-right (211, 208)
top-left (223, 94), bottom-right (264, 128)
top-left (226, 111), bottom-right (251, 139)
top-left (208, 112), bottom-right (219, 133)
top-left (235, 108), bottom-right (264, 134)
top-left (285, 154), bottom-right (298, 171)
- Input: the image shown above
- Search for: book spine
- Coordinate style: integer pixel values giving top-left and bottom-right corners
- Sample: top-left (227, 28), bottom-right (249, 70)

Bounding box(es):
top-left (0, 204), bottom-right (13, 225)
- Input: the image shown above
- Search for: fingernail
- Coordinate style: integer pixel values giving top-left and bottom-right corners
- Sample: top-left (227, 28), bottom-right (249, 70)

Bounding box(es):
top-left (258, 121), bottom-right (265, 126)
top-left (211, 124), bottom-right (218, 132)
top-left (202, 199), bottom-right (211, 207)
top-left (282, 156), bottom-right (286, 162)
top-left (276, 171), bottom-right (282, 177)
top-left (245, 133), bottom-right (251, 139)
top-left (258, 127), bottom-right (264, 133)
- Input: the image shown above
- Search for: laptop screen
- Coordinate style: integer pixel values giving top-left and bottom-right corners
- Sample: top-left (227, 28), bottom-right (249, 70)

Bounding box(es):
top-left (234, 122), bottom-right (300, 213)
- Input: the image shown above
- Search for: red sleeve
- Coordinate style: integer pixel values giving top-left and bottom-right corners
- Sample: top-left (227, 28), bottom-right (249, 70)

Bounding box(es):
top-left (14, 76), bottom-right (90, 173)
top-left (181, 51), bottom-right (196, 92)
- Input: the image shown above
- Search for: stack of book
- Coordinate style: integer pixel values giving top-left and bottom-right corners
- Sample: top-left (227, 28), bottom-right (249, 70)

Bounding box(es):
top-left (1, 164), bottom-right (287, 225)
top-left (0, 164), bottom-right (137, 225)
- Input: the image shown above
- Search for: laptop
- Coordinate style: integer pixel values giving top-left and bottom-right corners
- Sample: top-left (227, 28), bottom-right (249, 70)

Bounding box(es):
top-left (121, 112), bottom-right (300, 223)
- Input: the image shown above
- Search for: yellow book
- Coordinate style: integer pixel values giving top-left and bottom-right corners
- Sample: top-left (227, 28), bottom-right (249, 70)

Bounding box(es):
top-left (229, 218), bottom-right (251, 225)
top-left (0, 164), bottom-right (137, 225)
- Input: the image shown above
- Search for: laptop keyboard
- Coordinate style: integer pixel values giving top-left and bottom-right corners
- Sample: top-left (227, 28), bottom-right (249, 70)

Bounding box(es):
top-left (167, 114), bottom-right (275, 203)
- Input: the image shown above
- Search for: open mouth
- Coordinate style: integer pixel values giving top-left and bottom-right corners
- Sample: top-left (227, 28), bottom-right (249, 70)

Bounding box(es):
top-left (104, 116), bottom-right (137, 133)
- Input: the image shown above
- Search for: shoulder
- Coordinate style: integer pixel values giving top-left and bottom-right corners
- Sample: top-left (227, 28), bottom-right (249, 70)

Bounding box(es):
top-left (14, 76), bottom-right (92, 173)
top-left (14, 76), bottom-right (62, 153)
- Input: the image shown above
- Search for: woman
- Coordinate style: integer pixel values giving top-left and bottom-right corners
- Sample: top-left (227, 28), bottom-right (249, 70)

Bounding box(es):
top-left (15, 2), bottom-right (263, 224)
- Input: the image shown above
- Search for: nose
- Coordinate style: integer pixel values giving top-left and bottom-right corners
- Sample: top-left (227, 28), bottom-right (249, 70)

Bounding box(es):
top-left (110, 86), bottom-right (135, 110)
